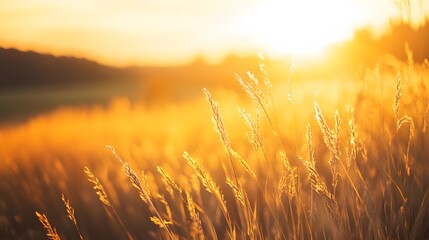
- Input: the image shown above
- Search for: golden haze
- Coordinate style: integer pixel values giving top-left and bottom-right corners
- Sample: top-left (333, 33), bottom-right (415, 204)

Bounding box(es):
top-left (1, 0), bottom-right (429, 66)
top-left (1, 1), bottom-right (429, 239)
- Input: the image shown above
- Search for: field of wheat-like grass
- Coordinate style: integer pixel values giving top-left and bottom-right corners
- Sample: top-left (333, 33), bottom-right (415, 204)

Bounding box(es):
top-left (0, 55), bottom-right (428, 239)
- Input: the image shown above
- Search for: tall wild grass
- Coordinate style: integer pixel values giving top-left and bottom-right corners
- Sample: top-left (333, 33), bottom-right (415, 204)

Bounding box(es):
top-left (1, 53), bottom-right (428, 239)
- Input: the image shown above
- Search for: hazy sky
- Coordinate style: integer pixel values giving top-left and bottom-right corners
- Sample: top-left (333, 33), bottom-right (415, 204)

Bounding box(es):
top-left (1, 0), bottom-right (428, 66)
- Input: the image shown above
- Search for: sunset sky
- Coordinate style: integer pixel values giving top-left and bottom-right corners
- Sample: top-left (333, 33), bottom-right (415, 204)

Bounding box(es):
top-left (1, 0), bottom-right (428, 66)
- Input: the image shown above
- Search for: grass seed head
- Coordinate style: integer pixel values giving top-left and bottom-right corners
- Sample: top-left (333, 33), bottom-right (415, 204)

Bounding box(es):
top-left (35, 212), bottom-right (61, 240)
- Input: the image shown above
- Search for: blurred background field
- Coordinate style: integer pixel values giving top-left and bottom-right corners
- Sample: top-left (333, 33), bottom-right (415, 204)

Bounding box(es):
top-left (1, 1), bottom-right (429, 239)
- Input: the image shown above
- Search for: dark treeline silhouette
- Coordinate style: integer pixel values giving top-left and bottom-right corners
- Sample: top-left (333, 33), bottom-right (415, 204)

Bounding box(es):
top-left (0, 48), bottom-right (132, 88)
top-left (0, 48), bottom-right (261, 122)
top-left (0, 48), bottom-right (261, 90)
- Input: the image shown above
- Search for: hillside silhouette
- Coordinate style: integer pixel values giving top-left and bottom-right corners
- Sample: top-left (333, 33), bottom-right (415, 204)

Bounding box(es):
top-left (0, 48), bottom-right (262, 90)
top-left (0, 48), bottom-right (133, 88)
top-left (0, 48), bottom-right (262, 122)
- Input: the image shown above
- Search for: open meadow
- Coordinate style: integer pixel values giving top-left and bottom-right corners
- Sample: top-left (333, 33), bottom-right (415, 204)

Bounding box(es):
top-left (1, 52), bottom-right (428, 239)
top-left (2, 1), bottom-right (429, 239)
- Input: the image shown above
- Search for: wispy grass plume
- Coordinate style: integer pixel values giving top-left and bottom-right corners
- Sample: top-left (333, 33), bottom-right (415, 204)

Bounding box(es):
top-left (230, 148), bottom-right (256, 179)
top-left (314, 101), bottom-right (341, 190)
top-left (186, 192), bottom-right (205, 240)
top-left (301, 158), bottom-right (334, 201)
top-left (106, 146), bottom-right (175, 239)
top-left (35, 212), bottom-right (61, 240)
top-left (278, 152), bottom-right (297, 198)
top-left (392, 73), bottom-right (415, 175)
top-left (393, 72), bottom-right (402, 120)
top-left (84, 167), bottom-right (111, 207)
top-left (84, 166), bottom-right (133, 240)
top-left (61, 194), bottom-right (84, 240)
top-left (202, 88), bottom-right (231, 150)
top-left (157, 166), bottom-right (183, 194)
top-left (346, 105), bottom-right (358, 170)
top-left (226, 177), bottom-right (245, 207)
top-left (239, 108), bottom-right (263, 151)
top-left (183, 151), bottom-right (231, 231)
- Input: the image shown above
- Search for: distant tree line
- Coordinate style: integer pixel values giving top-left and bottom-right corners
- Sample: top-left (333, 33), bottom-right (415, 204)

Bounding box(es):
top-left (329, 19), bottom-right (429, 66)
top-left (0, 48), bottom-right (131, 88)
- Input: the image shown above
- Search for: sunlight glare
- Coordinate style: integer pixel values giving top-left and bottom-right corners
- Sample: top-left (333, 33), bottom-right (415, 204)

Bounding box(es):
top-left (235, 0), bottom-right (361, 58)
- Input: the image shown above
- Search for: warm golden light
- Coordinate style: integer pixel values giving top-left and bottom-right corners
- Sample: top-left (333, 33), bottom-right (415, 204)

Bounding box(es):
top-left (1, 0), bottom-right (429, 239)
top-left (234, 0), bottom-right (361, 57)
top-left (1, 0), bottom-right (428, 65)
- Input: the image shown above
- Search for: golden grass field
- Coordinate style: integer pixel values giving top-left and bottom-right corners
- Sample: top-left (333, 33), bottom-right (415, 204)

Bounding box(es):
top-left (1, 53), bottom-right (429, 239)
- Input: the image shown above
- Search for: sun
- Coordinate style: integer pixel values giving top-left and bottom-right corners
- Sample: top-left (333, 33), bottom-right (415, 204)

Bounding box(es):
top-left (235, 0), bottom-right (361, 58)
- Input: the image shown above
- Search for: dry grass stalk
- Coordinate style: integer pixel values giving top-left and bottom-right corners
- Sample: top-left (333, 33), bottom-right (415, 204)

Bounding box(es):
top-left (226, 177), bottom-right (245, 207)
top-left (397, 115), bottom-right (415, 137)
top-left (333, 110), bottom-right (341, 184)
top-left (314, 102), bottom-right (340, 189)
top-left (203, 88), bottom-right (240, 183)
top-left (236, 73), bottom-right (269, 114)
top-left (158, 194), bottom-right (173, 225)
top-left (346, 105), bottom-right (358, 169)
top-left (140, 172), bottom-right (152, 202)
top-left (183, 152), bottom-right (229, 223)
top-left (278, 151), bottom-right (297, 198)
top-left (106, 145), bottom-right (125, 164)
top-left (306, 124), bottom-right (315, 167)
top-left (300, 158), bottom-right (333, 201)
top-left (314, 107), bottom-right (365, 205)
top-left (186, 192), bottom-right (205, 240)
top-left (393, 72), bottom-right (415, 175)
top-left (157, 166), bottom-right (182, 194)
top-left (84, 167), bottom-right (111, 207)
top-left (61, 194), bottom-right (84, 240)
top-left (202, 88), bottom-right (231, 150)
top-left (239, 108), bottom-right (263, 151)
top-left (61, 194), bottom-right (76, 226)
top-left (152, 195), bottom-right (174, 232)
top-left (107, 146), bottom-right (174, 239)
top-left (35, 212), bottom-right (61, 240)
top-left (183, 152), bottom-right (227, 212)
top-left (306, 124), bottom-right (315, 221)
top-left (230, 148), bottom-right (256, 179)
top-left (107, 145), bottom-right (151, 203)
top-left (236, 71), bottom-right (286, 155)
top-left (423, 104), bottom-right (429, 133)
top-left (84, 166), bottom-right (133, 240)
top-left (397, 115), bottom-right (415, 175)
top-left (334, 111), bottom-right (342, 147)
top-left (301, 129), bottom-right (333, 200)
top-left (150, 216), bottom-right (172, 229)
top-left (393, 72), bottom-right (402, 120)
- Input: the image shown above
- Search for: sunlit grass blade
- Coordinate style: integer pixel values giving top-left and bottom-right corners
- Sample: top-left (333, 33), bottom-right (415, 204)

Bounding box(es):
top-left (35, 212), bottom-right (61, 240)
